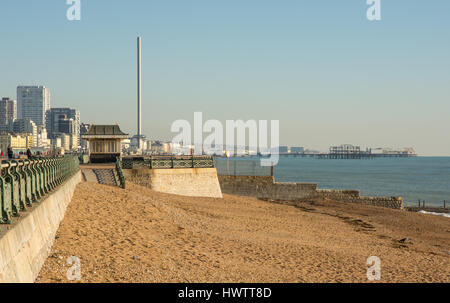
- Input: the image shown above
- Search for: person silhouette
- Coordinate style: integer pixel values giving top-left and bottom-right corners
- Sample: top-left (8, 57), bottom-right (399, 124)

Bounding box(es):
top-left (7, 146), bottom-right (13, 159)
top-left (26, 148), bottom-right (33, 159)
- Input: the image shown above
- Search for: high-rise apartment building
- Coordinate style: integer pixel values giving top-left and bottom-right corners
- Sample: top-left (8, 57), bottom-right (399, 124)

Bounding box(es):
top-left (17, 86), bottom-right (50, 126)
top-left (0, 97), bottom-right (17, 125)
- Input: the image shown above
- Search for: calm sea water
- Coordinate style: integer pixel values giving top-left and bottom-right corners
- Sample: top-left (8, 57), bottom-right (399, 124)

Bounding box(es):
top-left (215, 157), bottom-right (450, 207)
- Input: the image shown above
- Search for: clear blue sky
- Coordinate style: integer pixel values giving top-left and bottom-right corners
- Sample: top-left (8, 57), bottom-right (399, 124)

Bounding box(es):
top-left (1, 1), bottom-right (449, 155)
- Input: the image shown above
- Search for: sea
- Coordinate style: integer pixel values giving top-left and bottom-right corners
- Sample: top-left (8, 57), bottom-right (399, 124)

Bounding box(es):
top-left (214, 156), bottom-right (450, 207)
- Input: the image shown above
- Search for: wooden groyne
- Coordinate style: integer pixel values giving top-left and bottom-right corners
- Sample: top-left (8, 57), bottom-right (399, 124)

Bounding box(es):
top-left (406, 200), bottom-right (449, 214)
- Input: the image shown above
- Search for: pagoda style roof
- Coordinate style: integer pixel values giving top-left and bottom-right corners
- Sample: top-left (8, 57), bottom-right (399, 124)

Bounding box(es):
top-left (82, 124), bottom-right (129, 139)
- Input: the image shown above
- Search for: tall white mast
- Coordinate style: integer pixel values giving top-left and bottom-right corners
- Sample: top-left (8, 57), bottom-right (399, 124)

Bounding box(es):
top-left (137, 36), bottom-right (142, 149)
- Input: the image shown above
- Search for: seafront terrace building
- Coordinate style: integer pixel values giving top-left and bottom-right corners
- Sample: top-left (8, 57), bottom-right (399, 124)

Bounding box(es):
top-left (0, 133), bottom-right (34, 155)
top-left (11, 118), bottom-right (37, 144)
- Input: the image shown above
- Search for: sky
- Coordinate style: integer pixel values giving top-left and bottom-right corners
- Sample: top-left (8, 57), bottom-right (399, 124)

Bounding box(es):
top-left (0, 0), bottom-right (449, 156)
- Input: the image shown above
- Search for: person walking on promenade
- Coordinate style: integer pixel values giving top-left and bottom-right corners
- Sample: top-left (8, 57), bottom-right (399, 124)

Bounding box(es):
top-left (26, 148), bottom-right (33, 159)
top-left (7, 146), bottom-right (13, 159)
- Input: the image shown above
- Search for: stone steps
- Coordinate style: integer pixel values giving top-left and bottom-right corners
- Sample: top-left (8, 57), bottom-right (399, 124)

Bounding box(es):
top-left (93, 169), bottom-right (118, 186)
top-left (82, 168), bottom-right (118, 187)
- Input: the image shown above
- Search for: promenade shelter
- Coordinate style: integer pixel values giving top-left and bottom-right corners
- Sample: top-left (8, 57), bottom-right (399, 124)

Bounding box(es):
top-left (82, 124), bottom-right (129, 163)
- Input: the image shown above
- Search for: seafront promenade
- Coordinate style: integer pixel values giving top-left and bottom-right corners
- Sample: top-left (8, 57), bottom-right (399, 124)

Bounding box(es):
top-left (36, 180), bottom-right (449, 283)
top-left (1, 157), bottom-right (448, 283)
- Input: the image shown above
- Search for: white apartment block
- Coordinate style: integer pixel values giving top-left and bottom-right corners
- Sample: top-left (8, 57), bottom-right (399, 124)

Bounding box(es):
top-left (36, 125), bottom-right (50, 148)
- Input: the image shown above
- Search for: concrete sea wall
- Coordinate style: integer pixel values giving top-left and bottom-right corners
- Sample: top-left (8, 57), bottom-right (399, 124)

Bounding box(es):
top-left (217, 176), bottom-right (318, 200)
top-left (218, 175), bottom-right (404, 209)
top-left (0, 171), bottom-right (82, 283)
top-left (123, 168), bottom-right (223, 198)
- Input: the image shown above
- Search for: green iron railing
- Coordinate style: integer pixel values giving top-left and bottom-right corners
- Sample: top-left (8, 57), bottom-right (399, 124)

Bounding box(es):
top-left (122, 156), bottom-right (215, 170)
top-left (0, 156), bottom-right (80, 224)
top-left (115, 158), bottom-right (126, 189)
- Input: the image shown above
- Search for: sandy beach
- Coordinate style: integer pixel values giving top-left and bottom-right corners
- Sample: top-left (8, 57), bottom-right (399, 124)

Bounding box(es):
top-left (37, 181), bottom-right (450, 283)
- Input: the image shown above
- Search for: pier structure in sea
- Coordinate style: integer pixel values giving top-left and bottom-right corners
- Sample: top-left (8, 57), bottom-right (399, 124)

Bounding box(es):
top-left (275, 144), bottom-right (417, 159)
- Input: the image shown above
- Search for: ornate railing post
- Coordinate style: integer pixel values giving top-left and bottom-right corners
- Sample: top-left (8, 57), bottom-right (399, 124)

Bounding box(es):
top-left (61, 157), bottom-right (66, 182)
top-left (64, 156), bottom-right (68, 180)
top-left (47, 158), bottom-right (53, 190)
top-left (0, 164), bottom-right (12, 224)
top-left (41, 158), bottom-right (49, 194)
top-left (38, 158), bottom-right (49, 195)
top-left (52, 158), bottom-right (58, 187)
top-left (3, 162), bottom-right (20, 217)
top-left (11, 160), bottom-right (26, 211)
top-left (55, 158), bottom-right (61, 185)
top-left (36, 159), bottom-right (46, 197)
top-left (53, 158), bottom-right (58, 187)
top-left (21, 160), bottom-right (33, 207)
top-left (24, 160), bottom-right (37, 203)
top-left (31, 160), bottom-right (42, 200)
